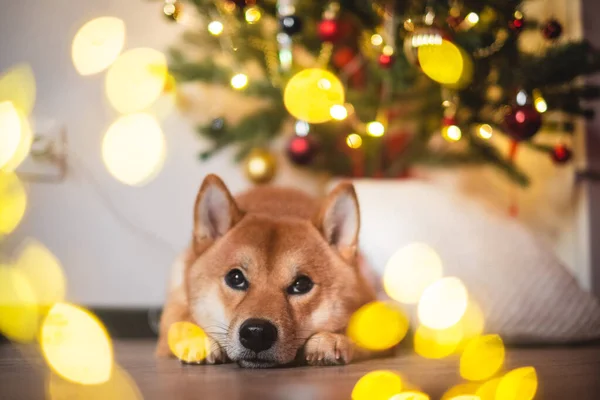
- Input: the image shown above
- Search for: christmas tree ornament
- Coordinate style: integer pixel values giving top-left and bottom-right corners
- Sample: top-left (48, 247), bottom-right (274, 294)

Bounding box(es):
top-left (284, 68), bottom-right (345, 124)
top-left (503, 104), bottom-right (542, 141)
top-left (542, 19), bottom-right (562, 40)
top-left (403, 26), bottom-right (444, 66)
top-left (441, 118), bottom-right (462, 142)
top-left (163, 0), bottom-right (182, 22)
top-left (509, 11), bottom-right (525, 33)
top-left (280, 15), bottom-right (303, 36)
top-left (332, 47), bottom-right (355, 68)
top-left (244, 148), bottom-right (277, 184)
top-left (378, 54), bottom-right (395, 68)
top-left (551, 144), bottom-right (572, 164)
top-left (287, 135), bottom-right (318, 165)
top-left (318, 19), bottom-right (339, 42)
top-left (418, 39), bottom-right (473, 88)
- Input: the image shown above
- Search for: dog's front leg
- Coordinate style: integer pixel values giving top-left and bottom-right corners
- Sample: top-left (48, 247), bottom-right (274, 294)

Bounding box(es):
top-left (303, 332), bottom-right (355, 366)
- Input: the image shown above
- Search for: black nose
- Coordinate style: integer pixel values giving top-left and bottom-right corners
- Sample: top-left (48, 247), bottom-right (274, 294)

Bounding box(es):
top-left (239, 318), bottom-right (278, 353)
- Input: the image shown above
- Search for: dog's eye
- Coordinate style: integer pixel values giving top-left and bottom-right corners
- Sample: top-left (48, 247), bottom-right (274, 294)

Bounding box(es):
top-left (287, 276), bottom-right (313, 295)
top-left (225, 269), bottom-right (248, 290)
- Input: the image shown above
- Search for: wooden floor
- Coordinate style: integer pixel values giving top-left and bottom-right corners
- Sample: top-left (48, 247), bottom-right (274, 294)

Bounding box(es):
top-left (2, 340), bottom-right (600, 399)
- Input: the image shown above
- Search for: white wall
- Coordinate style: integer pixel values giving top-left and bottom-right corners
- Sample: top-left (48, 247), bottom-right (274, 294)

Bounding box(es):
top-left (1, 0), bottom-right (589, 307)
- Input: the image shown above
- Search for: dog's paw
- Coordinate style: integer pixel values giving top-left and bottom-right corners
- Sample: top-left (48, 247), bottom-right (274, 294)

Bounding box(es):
top-left (304, 332), bottom-right (354, 366)
top-left (178, 336), bottom-right (230, 365)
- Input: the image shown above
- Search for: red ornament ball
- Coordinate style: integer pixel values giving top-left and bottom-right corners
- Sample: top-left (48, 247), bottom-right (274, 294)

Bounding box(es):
top-left (509, 16), bottom-right (525, 33)
top-left (378, 54), bottom-right (395, 69)
top-left (542, 19), bottom-right (563, 40)
top-left (287, 135), bottom-right (318, 165)
top-left (333, 47), bottom-right (355, 68)
top-left (551, 144), bottom-right (572, 164)
top-left (503, 105), bottom-right (542, 141)
top-left (318, 19), bottom-right (339, 42)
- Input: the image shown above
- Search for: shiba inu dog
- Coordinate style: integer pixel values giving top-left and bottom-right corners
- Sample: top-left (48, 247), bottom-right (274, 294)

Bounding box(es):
top-left (156, 174), bottom-right (376, 368)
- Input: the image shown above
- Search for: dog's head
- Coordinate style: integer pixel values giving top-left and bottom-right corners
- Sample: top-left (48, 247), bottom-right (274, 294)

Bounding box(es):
top-left (185, 175), bottom-right (373, 368)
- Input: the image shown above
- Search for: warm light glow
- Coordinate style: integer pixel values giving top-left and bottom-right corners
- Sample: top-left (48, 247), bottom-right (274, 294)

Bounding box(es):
top-left (418, 40), bottom-right (473, 88)
top-left (0, 172), bottom-right (27, 235)
top-left (371, 34), bottom-right (384, 46)
top-left (248, 156), bottom-right (269, 176)
top-left (346, 133), bottom-right (363, 149)
top-left (41, 303), bottom-right (113, 385)
top-left (534, 97), bottom-right (548, 113)
top-left (71, 17), bottom-right (125, 76)
top-left (330, 104), bottom-right (348, 120)
top-left (105, 48), bottom-right (168, 114)
top-left (496, 367), bottom-right (538, 400)
top-left (442, 125), bottom-right (462, 142)
top-left (383, 243), bottom-right (444, 304)
top-left (0, 266), bottom-right (39, 342)
top-left (466, 12), bottom-right (480, 25)
top-left (48, 364), bottom-right (142, 400)
top-left (367, 121), bottom-right (385, 137)
top-left (459, 301), bottom-right (485, 341)
top-left (391, 392), bottom-right (430, 400)
top-left (295, 120), bottom-right (310, 136)
top-left (478, 124), bottom-right (493, 140)
top-left (231, 73), bottom-right (249, 90)
top-left (16, 239), bottom-right (66, 311)
top-left (102, 113), bottom-right (166, 186)
top-left (0, 64), bottom-right (36, 115)
top-left (418, 277), bottom-right (468, 330)
top-left (347, 301), bottom-right (409, 351)
top-left (441, 383), bottom-right (481, 400)
top-left (0, 102), bottom-right (22, 169)
top-left (475, 378), bottom-right (501, 400)
top-left (414, 324), bottom-right (463, 359)
top-left (208, 20), bottom-right (224, 35)
top-left (1, 109), bottom-right (32, 173)
top-left (168, 321), bottom-right (209, 363)
top-left (245, 6), bottom-right (262, 24)
top-left (284, 69), bottom-right (345, 124)
top-left (460, 335), bottom-right (505, 381)
top-left (383, 45), bottom-right (395, 56)
top-left (352, 370), bottom-right (403, 400)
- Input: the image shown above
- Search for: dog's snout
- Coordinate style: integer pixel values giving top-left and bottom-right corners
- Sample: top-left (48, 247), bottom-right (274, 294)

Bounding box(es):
top-left (239, 318), bottom-right (278, 352)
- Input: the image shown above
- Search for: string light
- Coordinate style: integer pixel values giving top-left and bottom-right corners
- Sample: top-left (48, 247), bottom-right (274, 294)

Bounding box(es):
top-left (245, 7), bottom-right (262, 24)
top-left (371, 34), bottom-right (383, 46)
top-left (533, 90), bottom-right (548, 113)
top-left (208, 21), bottom-right (224, 36)
top-left (367, 121), bottom-right (385, 137)
top-left (346, 133), bottom-right (363, 149)
top-left (71, 17), bottom-right (125, 76)
top-left (383, 45), bottom-right (395, 56)
top-left (230, 73), bottom-right (249, 90)
top-left (466, 12), bottom-right (480, 25)
top-left (516, 90), bottom-right (528, 106)
top-left (330, 104), bottom-right (348, 120)
top-left (478, 124), bottom-right (493, 139)
top-left (442, 125), bottom-right (462, 142)
top-left (417, 277), bottom-right (468, 330)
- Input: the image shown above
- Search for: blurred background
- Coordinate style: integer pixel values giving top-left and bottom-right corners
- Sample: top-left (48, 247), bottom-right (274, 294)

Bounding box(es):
top-left (0, 0), bottom-right (598, 311)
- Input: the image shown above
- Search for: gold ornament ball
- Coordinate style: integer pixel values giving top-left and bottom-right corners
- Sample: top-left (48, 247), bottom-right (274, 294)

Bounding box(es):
top-left (244, 149), bottom-right (277, 184)
top-left (486, 84), bottom-right (504, 103)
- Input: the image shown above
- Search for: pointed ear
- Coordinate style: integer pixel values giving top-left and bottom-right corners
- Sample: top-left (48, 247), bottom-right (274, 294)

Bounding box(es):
top-left (314, 182), bottom-right (360, 260)
top-left (194, 174), bottom-right (242, 243)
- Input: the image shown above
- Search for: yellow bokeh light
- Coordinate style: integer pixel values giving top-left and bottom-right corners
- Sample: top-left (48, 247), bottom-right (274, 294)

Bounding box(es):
top-left (41, 303), bottom-right (113, 385)
top-left (478, 124), bottom-right (493, 140)
top-left (16, 239), bottom-right (66, 311)
top-left (442, 125), bottom-right (462, 142)
top-left (0, 102), bottom-right (22, 169)
top-left (466, 12), bottom-right (480, 25)
top-left (208, 20), bottom-right (224, 36)
top-left (0, 172), bottom-right (27, 236)
top-left (496, 367), bottom-right (538, 400)
top-left (330, 104), bottom-right (348, 120)
top-left (0, 266), bottom-right (39, 343)
top-left (391, 391), bottom-right (430, 400)
top-left (102, 113), bottom-right (166, 186)
top-left (441, 383), bottom-right (481, 400)
top-left (449, 396), bottom-right (480, 400)
top-left (231, 73), bottom-right (249, 90)
top-left (414, 324), bottom-right (463, 359)
top-left (460, 335), bottom-right (505, 381)
top-left (476, 378), bottom-right (501, 400)
top-left (534, 97), bottom-right (548, 113)
top-left (367, 121), bottom-right (385, 137)
top-left (418, 277), bottom-right (468, 330)
top-left (371, 34), bottom-right (384, 46)
top-left (459, 301), bottom-right (485, 341)
top-left (105, 48), bottom-right (167, 114)
top-left (168, 321), bottom-right (209, 363)
top-left (347, 301), bottom-right (409, 351)
top-left (1, 110), bottom-right (33, 173)
top-left (0, 64), bottom-right (36, 115)
top-left (383, 243), bottom-right (443, 305)
top-left (71, 17), bottom-right (126, 76)
top-left (346, 133), bottom-right (363, 149)
top-left (352, 370), bottom-right (403, 400)
top-left (48, 364), bottom-right (142, 400)
top-left (245, 6), bottom-right (262, 24)
top-left (418, 40), bottom-right (473, 88)
top-left (284, 68), bottom-right (345, 124)
top-left (383, 45), bottom-right (395, 56)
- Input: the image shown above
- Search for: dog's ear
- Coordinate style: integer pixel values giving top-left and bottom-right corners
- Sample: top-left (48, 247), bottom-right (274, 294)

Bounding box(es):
top-left (314, 182), bottom-right (360, 261)
top-left (194, 174), bottom-right (242, 243)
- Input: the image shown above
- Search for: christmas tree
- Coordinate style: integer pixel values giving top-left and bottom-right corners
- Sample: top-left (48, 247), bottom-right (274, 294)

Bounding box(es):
top-left (161, 0), bottom-right (600, 185)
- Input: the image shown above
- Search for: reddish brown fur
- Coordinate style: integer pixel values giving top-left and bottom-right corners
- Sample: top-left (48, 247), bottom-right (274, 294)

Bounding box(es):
top-left (157, 175), bottom-right (376, 367)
